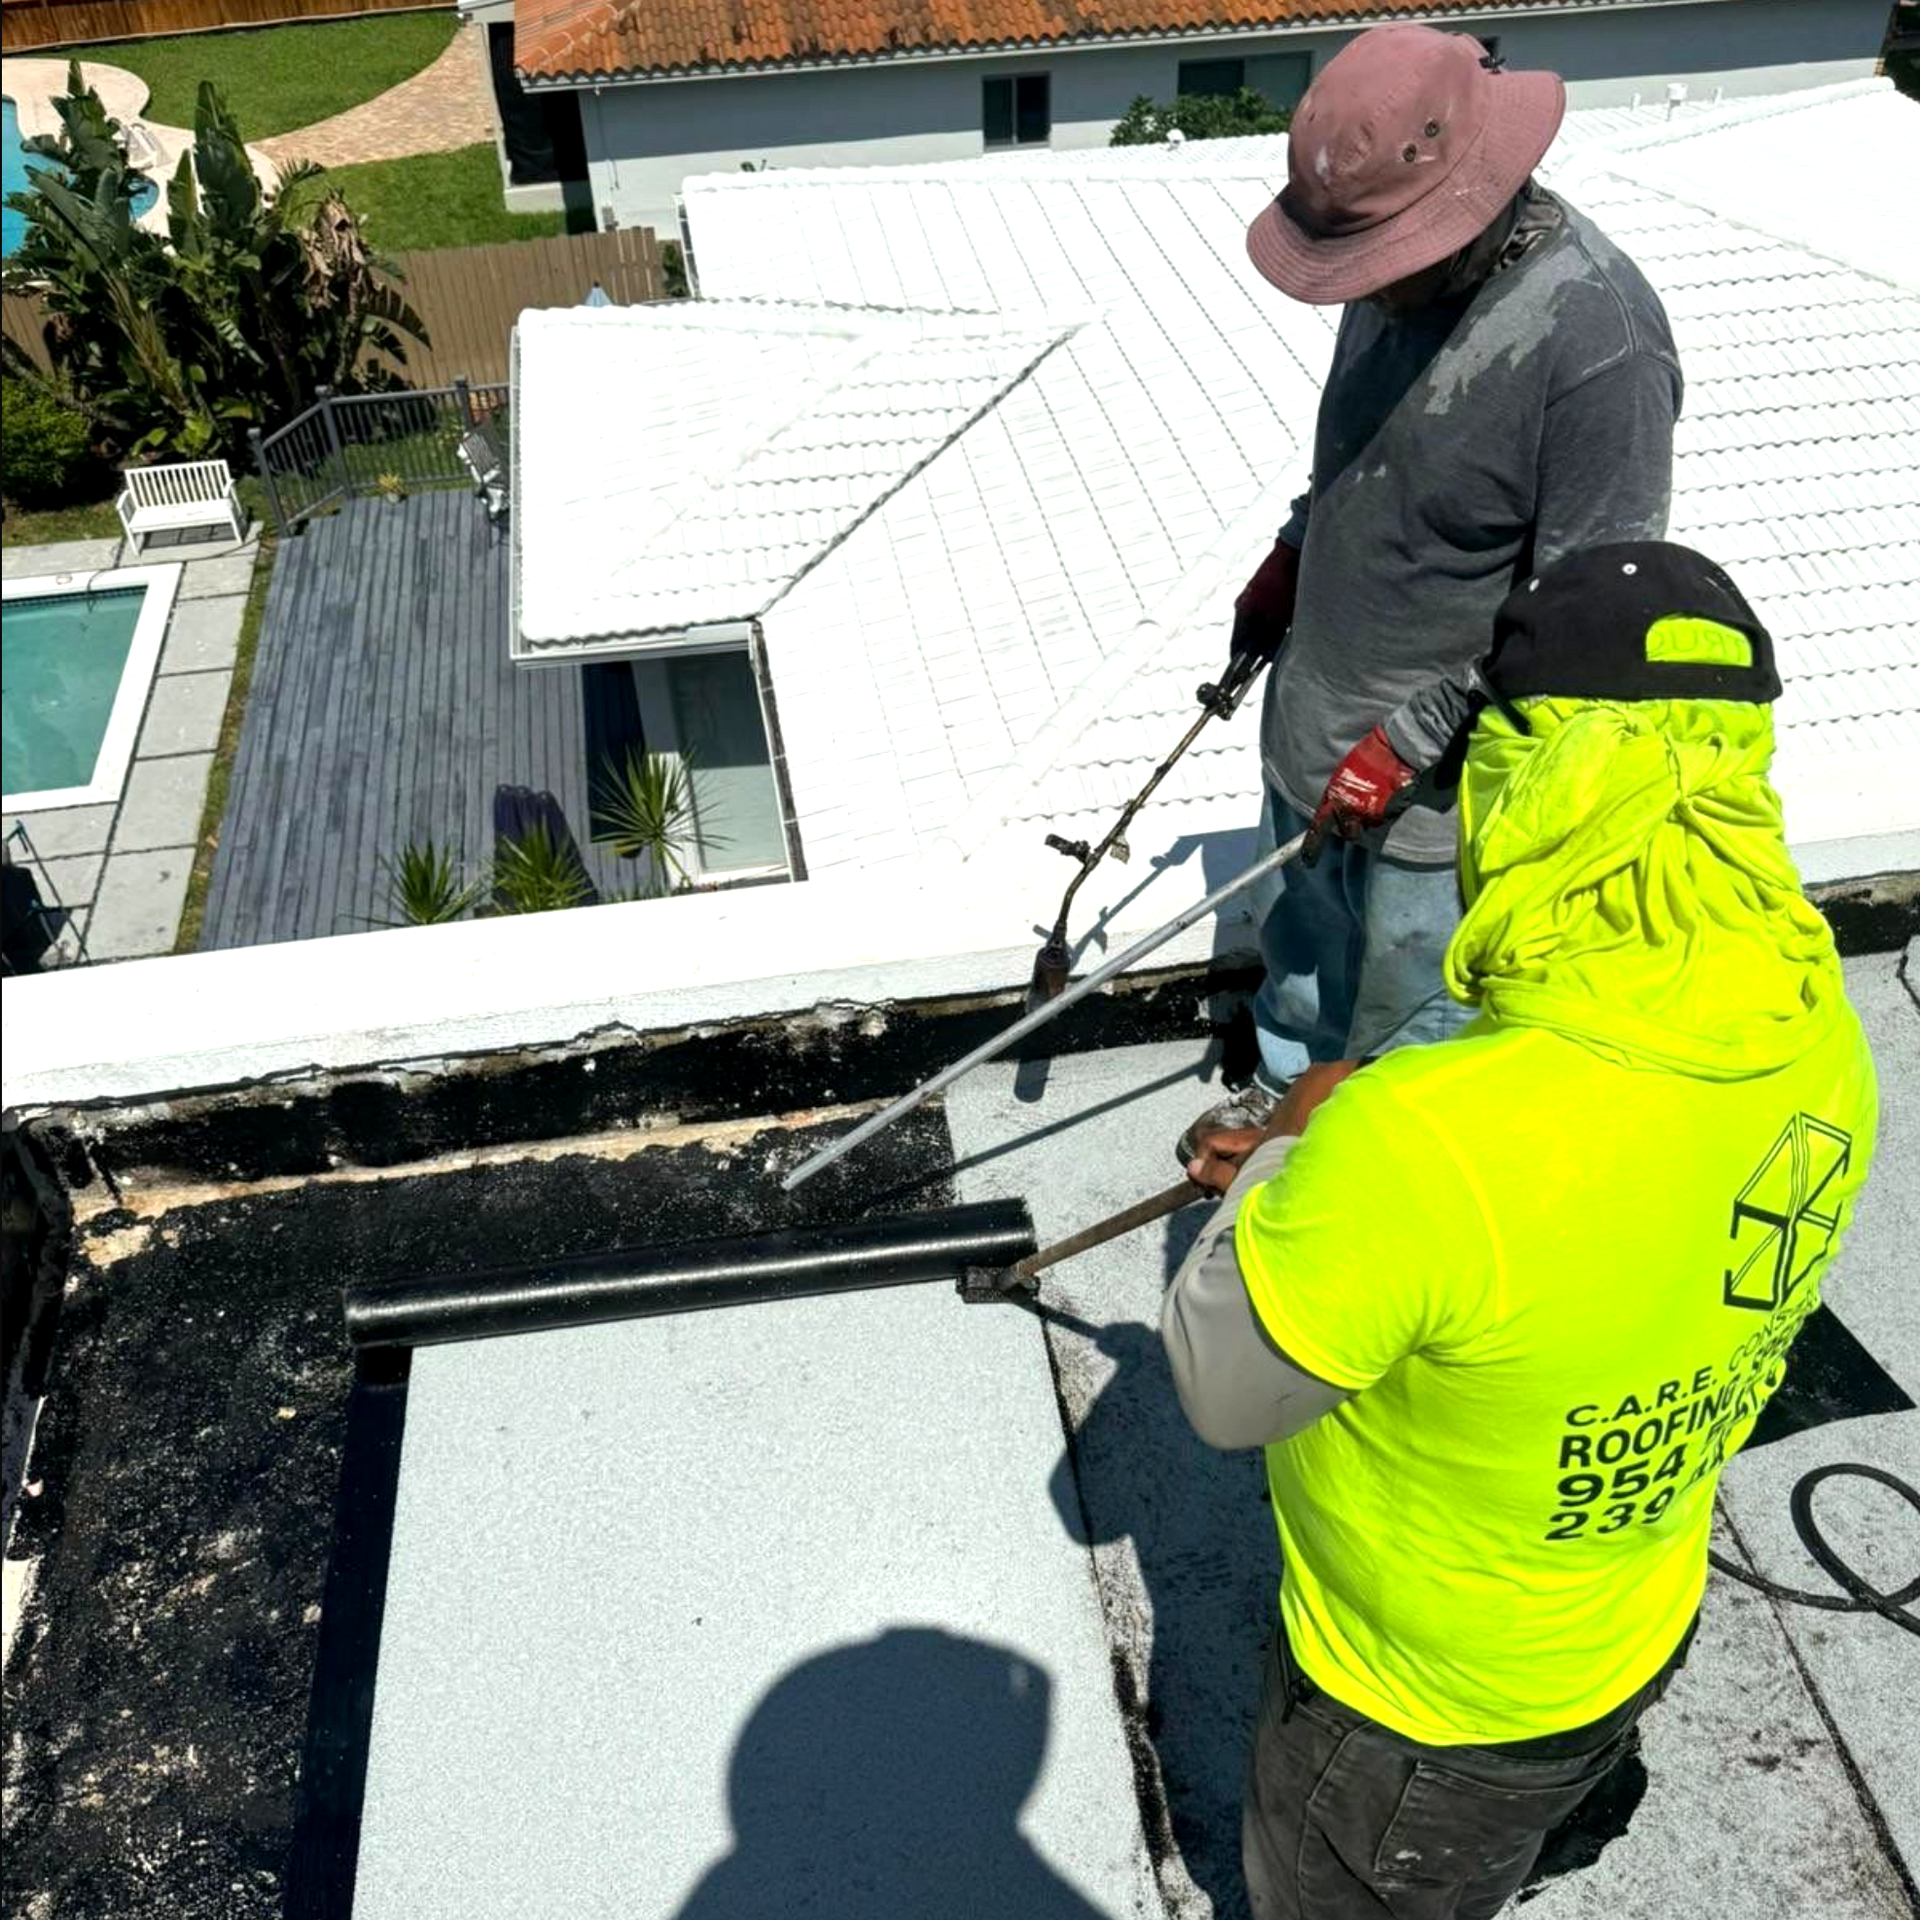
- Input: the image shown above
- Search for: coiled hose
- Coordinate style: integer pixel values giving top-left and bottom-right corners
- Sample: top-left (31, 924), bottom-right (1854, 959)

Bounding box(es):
top-left (1708, 1463), bottom-right (1920, 1638)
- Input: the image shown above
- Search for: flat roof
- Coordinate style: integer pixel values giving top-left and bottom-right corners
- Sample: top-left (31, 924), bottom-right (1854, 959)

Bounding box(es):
top-left (3, 939), bottom-right (1914, 1916)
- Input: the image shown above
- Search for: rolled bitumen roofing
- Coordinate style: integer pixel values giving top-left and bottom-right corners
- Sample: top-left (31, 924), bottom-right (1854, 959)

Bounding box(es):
top-left (340, 1199), bottom-right (1037, 1347)
top-left (351, 1254), bottom-right (1154, 1918)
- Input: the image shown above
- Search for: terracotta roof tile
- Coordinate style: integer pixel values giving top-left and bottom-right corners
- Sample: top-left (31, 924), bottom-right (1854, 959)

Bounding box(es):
top-left (516, 0), bottom-right (1550, 83)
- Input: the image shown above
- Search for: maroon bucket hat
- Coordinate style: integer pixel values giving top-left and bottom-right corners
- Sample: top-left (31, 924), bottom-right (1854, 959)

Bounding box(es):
top-left (1247, 25), bottom-right (1565, 305)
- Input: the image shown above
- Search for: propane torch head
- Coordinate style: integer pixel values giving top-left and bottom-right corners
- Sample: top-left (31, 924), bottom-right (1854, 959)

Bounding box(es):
top-left (1031, 940), bottom-right (1072, 1000)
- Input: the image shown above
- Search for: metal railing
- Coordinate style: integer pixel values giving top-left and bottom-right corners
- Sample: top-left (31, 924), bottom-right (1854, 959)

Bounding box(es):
top-left (250, 379), bottom-right (510, 535)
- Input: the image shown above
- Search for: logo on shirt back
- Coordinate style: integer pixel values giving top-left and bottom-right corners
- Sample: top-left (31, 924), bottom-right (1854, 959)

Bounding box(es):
top-left (1725, 1114), bottom-right (1853, 1312)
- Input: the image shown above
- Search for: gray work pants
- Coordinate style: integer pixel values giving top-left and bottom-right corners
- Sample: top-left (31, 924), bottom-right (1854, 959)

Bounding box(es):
top-left (1243, 1625), bottom-right (1691, 1920)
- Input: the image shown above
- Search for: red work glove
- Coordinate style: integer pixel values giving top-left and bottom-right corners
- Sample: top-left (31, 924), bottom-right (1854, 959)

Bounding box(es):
top-left (1230, 539), bottom-right (1301, 663)
top-left (1305, 725), bottom-right (1415, 864)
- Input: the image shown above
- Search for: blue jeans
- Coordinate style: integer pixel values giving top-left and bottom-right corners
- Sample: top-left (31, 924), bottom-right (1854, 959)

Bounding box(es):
top-left (1249, 789), bottom-right (1471, 1092)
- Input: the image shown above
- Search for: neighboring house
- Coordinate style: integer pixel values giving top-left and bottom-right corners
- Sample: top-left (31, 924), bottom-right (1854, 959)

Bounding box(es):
top-left (509, 78), bottom-right (1920, 908)
top-left (460, 0), bottom-right (1895, 231)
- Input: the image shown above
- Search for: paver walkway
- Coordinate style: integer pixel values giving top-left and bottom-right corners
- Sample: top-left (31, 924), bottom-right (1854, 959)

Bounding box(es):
top-left (257, 23), bottom-right (494, 170)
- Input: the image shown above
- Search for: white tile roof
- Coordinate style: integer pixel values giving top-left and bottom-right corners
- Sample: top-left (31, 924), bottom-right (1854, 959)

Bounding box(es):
top-left (511, 302), bottom-right (1074, 658)
top-left (536, 80), bottom-right (1919, 877)
top-left (1548, 82), bottom-right (1920, 295)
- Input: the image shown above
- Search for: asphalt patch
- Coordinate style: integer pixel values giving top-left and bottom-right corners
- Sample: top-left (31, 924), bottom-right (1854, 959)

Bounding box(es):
top-left (3, 1104), bottom-right (958, 1919)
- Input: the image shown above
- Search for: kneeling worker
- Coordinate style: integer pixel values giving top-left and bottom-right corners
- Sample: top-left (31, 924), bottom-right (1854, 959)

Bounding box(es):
top-left (1162, 542), bottom-right (1878, 1920)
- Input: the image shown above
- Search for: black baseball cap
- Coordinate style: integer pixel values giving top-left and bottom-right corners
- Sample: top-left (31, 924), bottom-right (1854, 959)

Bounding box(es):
top-left (1485, 542), bottom-right (1781, 706)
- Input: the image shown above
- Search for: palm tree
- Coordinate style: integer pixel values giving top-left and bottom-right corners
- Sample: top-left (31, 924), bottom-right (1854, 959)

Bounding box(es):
top-left (381, 842), bottom-right (485, 927)
top-left (593, 749), bottom-right (704, 897)
top-left (3, 68), bottom-right (426, 459)
top-left (492, 821), bottom-right (596, 914)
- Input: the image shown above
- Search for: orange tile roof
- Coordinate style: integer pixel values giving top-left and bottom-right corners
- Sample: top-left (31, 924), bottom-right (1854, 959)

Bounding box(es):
top-left (516, 0), bottom-right (1559, 84)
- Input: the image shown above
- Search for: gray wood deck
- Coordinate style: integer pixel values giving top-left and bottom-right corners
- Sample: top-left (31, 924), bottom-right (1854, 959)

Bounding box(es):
top-left (201, 492), bottom-right (631, 950)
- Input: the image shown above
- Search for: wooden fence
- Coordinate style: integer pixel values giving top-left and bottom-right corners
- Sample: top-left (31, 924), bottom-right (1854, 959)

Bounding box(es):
top-left (0, 294), bottom-right (55, 378)
top-left (1, 0), bottom-right (448, 52)
top-left (389, 227), bottom-right (667, 384)
top-left (1, 225), bottom-right (667, 386)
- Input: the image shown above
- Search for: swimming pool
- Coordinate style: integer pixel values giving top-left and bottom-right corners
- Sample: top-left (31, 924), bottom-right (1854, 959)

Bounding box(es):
top-left (2, 565), bottom-right (183, 811)
top-left (3, 96), bottom-right (158, 258)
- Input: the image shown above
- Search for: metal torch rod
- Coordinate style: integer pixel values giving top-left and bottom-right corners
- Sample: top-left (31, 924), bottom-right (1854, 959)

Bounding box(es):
top-left (1011, 1180), bottom-right (1201, 1282)
top-left (781, 830), bottom-right (1308, 1193)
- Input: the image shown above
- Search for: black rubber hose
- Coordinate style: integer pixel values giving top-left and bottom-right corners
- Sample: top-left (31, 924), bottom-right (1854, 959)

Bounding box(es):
top-left (1708, 1463), bottom-right (1920, 1638)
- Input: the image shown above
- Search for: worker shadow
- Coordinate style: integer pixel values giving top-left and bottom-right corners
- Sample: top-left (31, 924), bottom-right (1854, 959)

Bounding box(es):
top-left (672, 1626), bottom-right (1109, 1920)
top-left (1037, 1213), bottom-right (1276, 1920)
top-left (1049, 825), bottom-right (1263, 974)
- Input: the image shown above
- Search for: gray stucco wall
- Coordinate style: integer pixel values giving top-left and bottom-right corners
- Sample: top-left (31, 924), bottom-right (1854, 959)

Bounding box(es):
top-left (573, 0), bottom-right (1890, 232)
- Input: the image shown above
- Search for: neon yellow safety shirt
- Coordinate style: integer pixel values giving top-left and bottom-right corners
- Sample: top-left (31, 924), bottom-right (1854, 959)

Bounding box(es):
top-left (1234, 987), bottom-right (1876, 1746)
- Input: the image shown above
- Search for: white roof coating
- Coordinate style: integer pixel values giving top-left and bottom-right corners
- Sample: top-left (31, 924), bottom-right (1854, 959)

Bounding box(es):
top-left (1549, 81), bottom-right (1920, 294)
top-left (354, 1281), bottom-right (1155, 1919)
top-left (511, 303), bottom-right (1073, 657)
top-left (513, 81), bottom-right (1920, 881)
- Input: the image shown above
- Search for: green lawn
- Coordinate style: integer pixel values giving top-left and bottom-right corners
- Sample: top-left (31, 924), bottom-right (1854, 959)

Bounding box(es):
top-left (2, 476), bottom-right (273, 547)
top-left (329, 144), bottom-right (566, 251)
top-left (45, 11), bottom-right (457, 139)
top-left (0, 497), bottom-right (120, 546)
top-left (176, 537), bottom-right (273, 953)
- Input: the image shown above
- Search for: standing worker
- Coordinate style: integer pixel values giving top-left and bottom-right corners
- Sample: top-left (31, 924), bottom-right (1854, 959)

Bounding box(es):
top-left (1162, 543), bottom-right (1879, 1920)
top-left (1186, 24), bottom-right (1681, 1160)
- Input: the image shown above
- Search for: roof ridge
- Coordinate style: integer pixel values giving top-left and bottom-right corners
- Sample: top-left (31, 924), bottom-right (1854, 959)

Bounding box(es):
top-left (928, 471), bottom-right (1306, 863)
top-left (516, 304), bottom-right (1082, 652)
top-left (559, 304), bottom-right (1074, 571)
top-left (1568, 76), bottom-right (1894, 159)
top-left (684, 149), bottom-right (1290, 195)
top-left (753, 317), bottom-right (1083, 622)
top-left (1558, 134), bottom-right (1920, 299)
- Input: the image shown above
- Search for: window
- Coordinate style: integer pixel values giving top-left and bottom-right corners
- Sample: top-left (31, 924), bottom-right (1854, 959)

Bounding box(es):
top-left (983, 73), bottom-right (1051, 149)
top-left (1245, 51), bottom-right (1313, 110)
top-left (613, 651), bottom-right (790, 884)
top-left (668, 652), bottom-right (788, 876)
top-left (1178, 58), bottom-right (1245, 99)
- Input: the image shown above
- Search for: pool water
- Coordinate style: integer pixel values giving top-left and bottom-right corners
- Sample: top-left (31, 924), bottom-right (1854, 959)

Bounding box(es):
top-left (3, 96), bottom-right (159, 258)
top-left (2, 588), bottom-right (148, 795)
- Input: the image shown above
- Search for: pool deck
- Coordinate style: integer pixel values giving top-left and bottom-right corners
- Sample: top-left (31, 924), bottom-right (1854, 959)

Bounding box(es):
top-left (5, 58), bottom-right (279, 235)
top-left (4, 527), bottom-right (258, 964)
top-left (199, 491), bottom-right (633, 950)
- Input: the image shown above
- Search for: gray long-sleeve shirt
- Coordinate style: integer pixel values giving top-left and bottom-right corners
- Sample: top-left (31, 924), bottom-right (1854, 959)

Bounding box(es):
top-left (1161, 1135), bottom-right (1351, 1449)
top-left (1263, 193), bottom-right (1682, 864)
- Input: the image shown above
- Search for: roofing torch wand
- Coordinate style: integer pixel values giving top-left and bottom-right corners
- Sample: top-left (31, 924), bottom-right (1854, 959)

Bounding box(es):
top-left (1029, 649), bottom-right (1268, 1001)
top-left (780, 829), bottom-right (1308, 1193)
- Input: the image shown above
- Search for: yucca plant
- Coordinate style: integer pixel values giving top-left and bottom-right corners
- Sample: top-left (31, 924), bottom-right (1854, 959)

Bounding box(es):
top-left (383, 841), bottom-right (483, 926)
top-left (493, 820), bottom-right (594, 915)
top-left (593, 749), bottom-right (702, 897)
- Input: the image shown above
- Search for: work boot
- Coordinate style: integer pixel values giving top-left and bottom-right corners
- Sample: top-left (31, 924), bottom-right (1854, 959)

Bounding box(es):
top-left (1176, 1082), bottom-right (1282, 1169)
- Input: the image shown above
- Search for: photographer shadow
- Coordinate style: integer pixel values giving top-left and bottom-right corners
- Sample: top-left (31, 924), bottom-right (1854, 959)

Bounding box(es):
top-left (674, 1627), bottom-right (1110, 1920)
